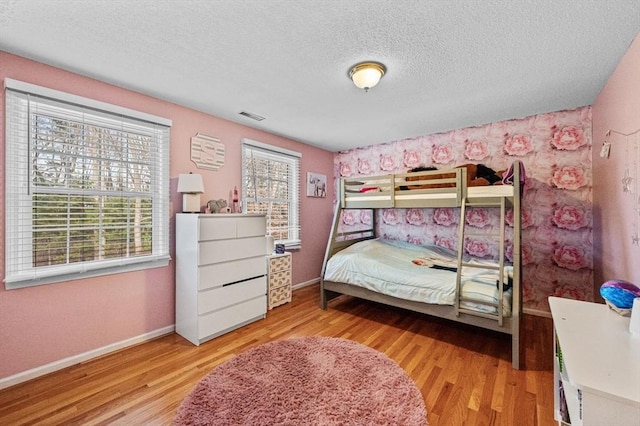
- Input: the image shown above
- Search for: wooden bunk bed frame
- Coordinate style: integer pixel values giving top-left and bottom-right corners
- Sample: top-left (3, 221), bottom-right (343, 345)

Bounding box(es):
top-left (320, 161), bottom-right (524, 369)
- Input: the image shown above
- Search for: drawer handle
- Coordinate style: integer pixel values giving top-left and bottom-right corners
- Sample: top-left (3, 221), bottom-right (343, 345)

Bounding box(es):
top-left (222, 275), bottom-right (265, 287)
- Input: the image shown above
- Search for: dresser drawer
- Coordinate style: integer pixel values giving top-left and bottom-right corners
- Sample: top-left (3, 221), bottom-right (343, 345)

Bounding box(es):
top-left (199, 237), bottom-right (266, 265)
top-left (269, 285), bottom-right (292, 310)
top-left (198, 257), bottom-right (266, 291)
top-left (198, 275), bottom-right (266, 315)
top-left (198, 215), bottom-right (267, 241)
top-left (198, 295), bottom-right (267, 340)
top-left (268, 253), bottom-right (291, 274)
top-left (236, 216), bottom-right (267, 238)
top-left (199, 216), bottom-right (238, 241)
top-left (268, 270), bottom-right (291, 290)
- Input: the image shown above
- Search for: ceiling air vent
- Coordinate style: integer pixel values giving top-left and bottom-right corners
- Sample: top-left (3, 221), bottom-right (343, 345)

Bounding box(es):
top-left (239, 111), bottom-right (265, 121)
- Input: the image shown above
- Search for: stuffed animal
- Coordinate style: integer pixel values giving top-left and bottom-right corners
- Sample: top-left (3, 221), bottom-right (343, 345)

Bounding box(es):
top-left (207, 199), bottom-right (228, 213)
top-left (401, 164), bottom-right (505, 190)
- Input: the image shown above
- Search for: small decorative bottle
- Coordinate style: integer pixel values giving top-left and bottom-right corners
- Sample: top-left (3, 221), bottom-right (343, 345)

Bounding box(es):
top-left (232, 186), bottom-right (239, 213)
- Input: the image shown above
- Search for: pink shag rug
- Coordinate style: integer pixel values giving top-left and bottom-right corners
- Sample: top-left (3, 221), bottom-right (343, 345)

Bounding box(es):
top-left (174, 336), bottom-right (427, 425)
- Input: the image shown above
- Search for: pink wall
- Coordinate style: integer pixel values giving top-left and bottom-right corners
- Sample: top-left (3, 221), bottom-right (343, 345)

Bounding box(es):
top-left (334, 108), bottom-right (594, 313)
top-left (592, 32), bottom-right (640, 294)
top-left (0, 52), bottom-right (335, 380)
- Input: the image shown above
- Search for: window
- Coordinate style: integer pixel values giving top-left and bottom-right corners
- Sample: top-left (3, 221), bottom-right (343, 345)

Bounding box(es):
top-left (4, 79), bottom-right (171, 288)
top-left (241, 139), bottom-right (300, 249)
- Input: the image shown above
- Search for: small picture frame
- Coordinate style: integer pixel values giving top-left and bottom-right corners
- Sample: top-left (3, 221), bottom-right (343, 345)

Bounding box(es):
top-left (306, 172), bottom-right (327, 198)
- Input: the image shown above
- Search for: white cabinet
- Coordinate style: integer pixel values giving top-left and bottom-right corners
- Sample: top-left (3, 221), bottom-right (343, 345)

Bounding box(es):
top-left (267, 252), bottom-right (292, 309)
top-left (549, 296), bottom-right (640, 426)
top-left (176, 214), bottom-right (268, 345)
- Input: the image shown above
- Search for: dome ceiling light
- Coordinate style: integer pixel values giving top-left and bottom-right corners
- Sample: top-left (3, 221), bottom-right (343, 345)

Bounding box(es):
top-left (348, 61), bottom-right (386, 92)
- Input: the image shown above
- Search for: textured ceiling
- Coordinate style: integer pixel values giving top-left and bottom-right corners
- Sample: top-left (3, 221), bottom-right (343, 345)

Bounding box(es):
top-left (1, 0), bottom-right (639, 152)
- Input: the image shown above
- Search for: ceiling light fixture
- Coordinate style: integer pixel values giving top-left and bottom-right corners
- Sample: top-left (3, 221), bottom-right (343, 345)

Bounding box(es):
top-left (348, 61), bottom-right (386, 92)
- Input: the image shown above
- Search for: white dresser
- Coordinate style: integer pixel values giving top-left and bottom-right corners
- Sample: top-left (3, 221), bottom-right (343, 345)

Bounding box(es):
top-left (176, 214), bottom-right (268, 346)
top-left (549, 296), bottom-right (640, 426)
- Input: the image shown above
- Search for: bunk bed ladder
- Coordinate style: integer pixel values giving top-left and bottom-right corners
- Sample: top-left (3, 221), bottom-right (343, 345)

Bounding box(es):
top-left (455, 196), bottom-right (507, 327)
top-left (454, 198), bottom-right (467, 318)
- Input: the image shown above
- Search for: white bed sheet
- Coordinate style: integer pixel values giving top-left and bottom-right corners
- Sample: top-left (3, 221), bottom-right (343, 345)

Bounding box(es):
top-left (324, 238), bottom-right (512, 316)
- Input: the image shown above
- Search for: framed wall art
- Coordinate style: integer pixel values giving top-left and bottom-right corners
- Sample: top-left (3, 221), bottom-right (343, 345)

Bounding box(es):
top-left (306, 172), bottom-right (327, 198)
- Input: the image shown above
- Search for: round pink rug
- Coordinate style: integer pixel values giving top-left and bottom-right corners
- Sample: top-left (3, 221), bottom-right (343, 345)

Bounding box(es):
top-left (174, 336), bottom-right (427, 425)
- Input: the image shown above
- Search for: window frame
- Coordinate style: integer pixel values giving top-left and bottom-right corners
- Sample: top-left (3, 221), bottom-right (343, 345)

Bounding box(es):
top-left (241, 138), bottom-right (301, 249)
top-left (4, 79), bottom-right (171, 289)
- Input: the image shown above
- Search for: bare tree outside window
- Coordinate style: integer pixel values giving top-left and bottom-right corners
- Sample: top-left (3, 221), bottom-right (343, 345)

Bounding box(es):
top-left (31, 115), bottom-right (153, 266)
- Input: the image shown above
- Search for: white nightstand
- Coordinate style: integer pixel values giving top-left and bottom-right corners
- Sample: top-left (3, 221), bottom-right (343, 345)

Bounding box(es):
top-left (267, 252), bottom-right (292, 310)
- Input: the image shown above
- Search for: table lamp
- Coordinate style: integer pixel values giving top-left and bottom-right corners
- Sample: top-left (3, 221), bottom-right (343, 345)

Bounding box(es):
top-left (177, 173), bottom-right (205, 213)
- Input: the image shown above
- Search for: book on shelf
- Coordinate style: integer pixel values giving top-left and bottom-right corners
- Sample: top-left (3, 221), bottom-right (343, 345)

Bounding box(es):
top-left (555, 334), bottom-right (563, 373)
top-left (558, 380), bottom-right (571, 424)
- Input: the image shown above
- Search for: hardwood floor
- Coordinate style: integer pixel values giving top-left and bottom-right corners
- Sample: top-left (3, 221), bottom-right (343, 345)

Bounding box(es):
top-left (0, 284), bottom-right (555, 425)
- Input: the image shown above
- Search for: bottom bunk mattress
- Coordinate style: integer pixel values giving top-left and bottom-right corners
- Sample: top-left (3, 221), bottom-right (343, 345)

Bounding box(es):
top-left (323, 238), bottom-right (512, 316)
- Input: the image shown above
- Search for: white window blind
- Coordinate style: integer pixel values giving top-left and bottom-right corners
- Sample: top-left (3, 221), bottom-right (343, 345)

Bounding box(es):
top-left (241, 139), bottom-right (301, 249)
top-left (4, 79), bottom-right (171, 288)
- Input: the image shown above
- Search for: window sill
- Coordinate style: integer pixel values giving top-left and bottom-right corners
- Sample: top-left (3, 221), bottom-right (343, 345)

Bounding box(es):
top-left (4, 256), bottom-right (171, 290)
top-left (278, 239), bottom-right (301, 251)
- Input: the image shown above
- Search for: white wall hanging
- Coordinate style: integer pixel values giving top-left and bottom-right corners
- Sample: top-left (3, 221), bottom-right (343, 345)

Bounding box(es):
top-left (607, 128), bottom-right (640, 247)
top-left (191, 133), bottom-right (225, 170)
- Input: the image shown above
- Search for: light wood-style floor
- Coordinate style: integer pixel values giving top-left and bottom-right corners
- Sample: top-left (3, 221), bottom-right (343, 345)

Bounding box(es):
top-left (0, 284), bottom-right (555, 426)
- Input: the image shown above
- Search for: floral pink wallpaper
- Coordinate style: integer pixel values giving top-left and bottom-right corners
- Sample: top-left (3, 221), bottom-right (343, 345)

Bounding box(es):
top-left (333, 107), bottom-right (593, 313)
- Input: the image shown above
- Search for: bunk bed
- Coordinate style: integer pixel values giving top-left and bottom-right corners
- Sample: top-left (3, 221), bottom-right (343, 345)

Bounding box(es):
top-left (320, 161), bottom-right (524, 369)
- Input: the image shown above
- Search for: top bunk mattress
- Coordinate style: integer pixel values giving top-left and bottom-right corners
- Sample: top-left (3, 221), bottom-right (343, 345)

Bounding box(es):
top-left (323, 238), bottom-right (512, 316)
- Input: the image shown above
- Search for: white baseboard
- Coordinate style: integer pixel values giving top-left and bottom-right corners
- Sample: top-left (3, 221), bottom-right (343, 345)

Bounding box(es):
top-left (293, 277), bottom-right (320, 290)
top-left (523, 307), bottom-right (552, 318)
top-left (0, 325), bottom-right (175, 390)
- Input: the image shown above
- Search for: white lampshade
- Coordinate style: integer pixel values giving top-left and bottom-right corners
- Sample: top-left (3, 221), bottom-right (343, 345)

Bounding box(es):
top-left (177, 173), bottom-right (204, 193)
top-left (349, 62), bottom-right (386, 92)
top-left (177, 173), bottom-right (205, 213)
